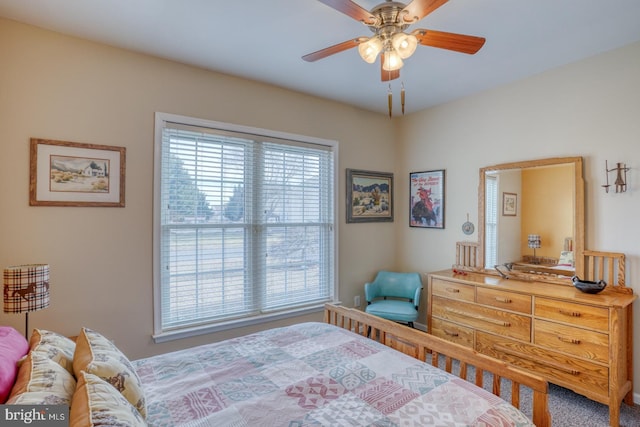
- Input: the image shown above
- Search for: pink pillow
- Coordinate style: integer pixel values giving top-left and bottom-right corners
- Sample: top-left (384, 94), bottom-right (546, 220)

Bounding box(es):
top-left (0, 327), bottom-right (29, 403)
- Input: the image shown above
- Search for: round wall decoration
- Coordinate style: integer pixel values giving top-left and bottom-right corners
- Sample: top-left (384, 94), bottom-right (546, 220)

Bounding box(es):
top-left (462, 214), bottom-right (474, 235)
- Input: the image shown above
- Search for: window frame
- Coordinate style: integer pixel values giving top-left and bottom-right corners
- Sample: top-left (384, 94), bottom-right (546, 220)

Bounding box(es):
top-left (152, 112), bottom-right (339, 342)
top-left (484, 174), bottom-right (498, 268)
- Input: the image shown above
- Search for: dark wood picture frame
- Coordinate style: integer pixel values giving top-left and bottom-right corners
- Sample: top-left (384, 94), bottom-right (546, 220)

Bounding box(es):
top-left (409, 169), bottom-right (445, 229)
top-left (346, 169), bottom-right (393, 223)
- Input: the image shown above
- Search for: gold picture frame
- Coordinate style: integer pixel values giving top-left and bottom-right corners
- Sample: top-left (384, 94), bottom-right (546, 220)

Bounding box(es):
top-left (502, 192), bottom-right (517, 216)
top-left (30, 138), bottom-right (126, 207)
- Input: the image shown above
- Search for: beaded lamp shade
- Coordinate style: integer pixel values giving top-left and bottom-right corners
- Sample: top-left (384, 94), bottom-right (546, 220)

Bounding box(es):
top-left (3, 264), bottom-right (50, 337)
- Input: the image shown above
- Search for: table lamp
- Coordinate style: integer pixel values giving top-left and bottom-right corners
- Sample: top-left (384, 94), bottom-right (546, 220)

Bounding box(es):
top-left (3, 264), bottom-right (50, 338)
top-left (527, 235), bottom-right (541, 264)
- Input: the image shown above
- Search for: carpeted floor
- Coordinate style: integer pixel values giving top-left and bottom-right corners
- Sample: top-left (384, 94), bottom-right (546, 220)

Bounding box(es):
top-left (518, 383), bottom-right (640, 427)
top-left (440, 357), bottom-right (640, 426)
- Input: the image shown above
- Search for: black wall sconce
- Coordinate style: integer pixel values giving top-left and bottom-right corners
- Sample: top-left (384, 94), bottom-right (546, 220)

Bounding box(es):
top-left (602, 160), bottom-right (629, 193)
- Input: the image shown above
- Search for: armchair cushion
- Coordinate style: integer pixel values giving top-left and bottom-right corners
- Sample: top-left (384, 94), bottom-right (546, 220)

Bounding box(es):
top-left (364, 271), bottom-right (422, 324)
top-left (365, 300), bottom-right (419, 322)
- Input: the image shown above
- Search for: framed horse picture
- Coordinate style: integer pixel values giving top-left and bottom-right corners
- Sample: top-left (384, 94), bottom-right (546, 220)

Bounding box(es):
top-left (409, 170), bottom-right (445, 229)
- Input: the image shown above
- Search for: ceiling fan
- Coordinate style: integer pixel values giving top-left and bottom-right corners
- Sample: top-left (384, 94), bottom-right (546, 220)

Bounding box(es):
top-left (302, 0), bottom-right (486, 82)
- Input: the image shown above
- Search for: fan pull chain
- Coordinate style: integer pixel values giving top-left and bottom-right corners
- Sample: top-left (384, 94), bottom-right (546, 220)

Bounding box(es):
top-left (388, 84), bottom-right (393, 118)
top-left (386, 82), bottom-right (406, 118)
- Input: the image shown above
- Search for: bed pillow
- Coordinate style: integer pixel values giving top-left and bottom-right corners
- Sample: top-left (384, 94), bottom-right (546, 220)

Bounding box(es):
top-left (29, 329), bottom-right (76, 374)
top-left (70, 371), bottom-right (146, 427)
top-left (73, 327), bottom-right (146, 417)
top-left (0, 326), bottom-right (29, 403)
top-left (6, 351), bottom-right (76, 405)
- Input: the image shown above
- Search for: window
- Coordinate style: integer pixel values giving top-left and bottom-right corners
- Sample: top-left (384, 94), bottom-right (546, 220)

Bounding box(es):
top-left (153, 113), bottom-right (337, 341)
top-left (485, 175), bottom-right (498, 268)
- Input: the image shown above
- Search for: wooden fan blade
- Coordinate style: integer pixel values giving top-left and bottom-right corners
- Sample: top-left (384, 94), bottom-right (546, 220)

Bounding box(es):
top-left (302, 38), bottom-right (364, 62)
top-left (318, 0), bottom-right (376, 24)
top-left (413, 29), bottom-right (486, 54)
top-left (401, 0), bottom-right (449, 23)
top-left (380, 53), bottom-right (400, 81)
top-left (381, 69), bottom-right (400, 81)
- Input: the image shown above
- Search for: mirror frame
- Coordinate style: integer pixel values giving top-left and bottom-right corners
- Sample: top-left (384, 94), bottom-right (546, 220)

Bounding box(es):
top-left (477, 156), bottom-right (585, 279)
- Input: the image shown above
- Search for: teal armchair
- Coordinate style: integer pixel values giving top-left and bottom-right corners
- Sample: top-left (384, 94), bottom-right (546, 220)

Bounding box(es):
top-left (364, 271), bottom-right (422, 327)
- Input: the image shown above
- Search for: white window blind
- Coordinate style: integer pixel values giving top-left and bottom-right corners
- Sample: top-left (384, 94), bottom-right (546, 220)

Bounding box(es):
top-left (154, 113), bottom-right (336, 338)
top-left (485, 175), bottom-right (498, 268)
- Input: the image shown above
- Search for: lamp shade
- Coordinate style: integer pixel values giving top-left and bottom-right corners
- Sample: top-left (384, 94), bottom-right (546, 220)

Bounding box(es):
top-left (391, 32), bottom-right (418, 59)
top-left (3, 264), bottom-right (50, 314)
top-left (527, 235), bottom-right (541, 249)
top-left (382, 49), bottom-right (404, 71)
top-left (358, 36), bottom-right (383, 63)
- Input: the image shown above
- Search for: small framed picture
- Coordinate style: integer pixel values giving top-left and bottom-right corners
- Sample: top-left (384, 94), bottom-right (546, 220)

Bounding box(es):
top-left (30, 138), bottom-right (126, 207)
top-left (502, 192), bottom-right (517, 216)
top-left (409, 170), bottom-right (445, 229)
top-left (346, 169), bottom-right (393, 223)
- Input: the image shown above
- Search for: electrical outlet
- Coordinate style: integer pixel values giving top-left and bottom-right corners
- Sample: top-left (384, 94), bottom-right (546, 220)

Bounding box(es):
top-left (354, 295), bottom-right (361, 307)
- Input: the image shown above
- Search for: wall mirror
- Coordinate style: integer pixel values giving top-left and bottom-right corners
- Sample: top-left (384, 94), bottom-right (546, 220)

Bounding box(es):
top-left (477, 157), bottom-right (584, 280)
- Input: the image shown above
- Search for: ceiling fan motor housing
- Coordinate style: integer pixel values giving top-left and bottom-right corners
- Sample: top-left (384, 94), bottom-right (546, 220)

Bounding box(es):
top-left (368, 1), bottom-right (411, 41)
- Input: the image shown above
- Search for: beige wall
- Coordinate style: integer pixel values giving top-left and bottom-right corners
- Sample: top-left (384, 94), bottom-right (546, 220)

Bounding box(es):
top-left (496, 169), bottom-right (522, 265)
top-left (397, 40), bottom-right (640, 396)
top-left (2, 16), bottom-right (640, 399)
top-left (0, 18), bottom-right (397, 359)
top-left (521, 165), bottom-right (574, 259)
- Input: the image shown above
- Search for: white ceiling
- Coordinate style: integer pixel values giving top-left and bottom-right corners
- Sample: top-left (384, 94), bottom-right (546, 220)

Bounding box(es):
top-left (2, 0), bottom-right (640, 116)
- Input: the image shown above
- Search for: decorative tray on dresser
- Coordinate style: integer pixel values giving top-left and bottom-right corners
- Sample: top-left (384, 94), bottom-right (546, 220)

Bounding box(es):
top-left (427, 269), bottom-right (636, 427)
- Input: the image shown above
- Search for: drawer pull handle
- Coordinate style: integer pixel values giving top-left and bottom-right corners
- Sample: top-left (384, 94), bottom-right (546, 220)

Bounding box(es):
top-left (558, 336), bottom-right (581, 345)
top-left (443, 329), bottom-right (459, 337)
top-left (446, 287), bottom-right (460, 293)
top-left (493, 344), bottom-right (580, 376)
top-left (559, 309), bottom-right (581, 317)
top-left (446, 307), bottom-right (511, 327)
top-left (495, 297), bottom-right (512, 303)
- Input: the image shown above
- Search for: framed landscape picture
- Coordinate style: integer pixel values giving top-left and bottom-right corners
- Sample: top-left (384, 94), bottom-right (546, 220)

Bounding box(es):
top-left (409, 169), bottom-right (445, 229)
top-left (30, 138), bottom-right (126, 207)
top-left (346, 169), bottom-right (393, 223)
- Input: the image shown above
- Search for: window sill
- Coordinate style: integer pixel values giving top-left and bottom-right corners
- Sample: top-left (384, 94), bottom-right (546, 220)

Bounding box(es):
top-left (152, 302), bottom-right (337, 343)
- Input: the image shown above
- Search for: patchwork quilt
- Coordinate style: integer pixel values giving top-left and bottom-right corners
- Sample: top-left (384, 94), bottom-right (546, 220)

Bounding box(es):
top-left (133, 322), bottom-right (533, 426)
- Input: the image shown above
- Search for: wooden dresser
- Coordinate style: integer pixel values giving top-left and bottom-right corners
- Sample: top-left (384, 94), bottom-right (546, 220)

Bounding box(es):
top-left (427, 269), bottom-right (636, 427)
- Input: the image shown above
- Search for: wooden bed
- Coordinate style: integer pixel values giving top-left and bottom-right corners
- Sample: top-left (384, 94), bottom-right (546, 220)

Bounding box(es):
top-left (324, 303), bottom-right (551, 427)
top-left (5, 307), bottom-right (551, 426)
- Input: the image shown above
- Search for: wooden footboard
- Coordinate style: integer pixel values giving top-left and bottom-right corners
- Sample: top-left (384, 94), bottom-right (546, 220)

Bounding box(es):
top-left (324, 303), bottom-right (551, 427)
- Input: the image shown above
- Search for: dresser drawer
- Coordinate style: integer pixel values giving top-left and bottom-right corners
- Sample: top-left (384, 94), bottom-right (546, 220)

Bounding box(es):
top-left (476, 331), bottom-right (609, 396)
top-left (431, 317), bottom-right (474, 348)
top-left (432, 296), bottom-right (530, 341)
top-left (431, 278), bottom-right (474, 302)
top-left (535, 298), bottom-right (608, 332)
top-left (477, 287), bottom-right (532, 314)
top-left (534, 319), bottom-right (609, 364)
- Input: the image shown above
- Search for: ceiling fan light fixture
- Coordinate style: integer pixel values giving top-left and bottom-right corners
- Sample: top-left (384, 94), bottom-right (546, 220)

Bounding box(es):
top-left (382, 49), bottom-right (403, 71)
top-left (391, 32), bottom-right (418, 59)
top-left (358, 36), bottom-right (383, 63)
